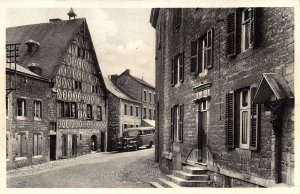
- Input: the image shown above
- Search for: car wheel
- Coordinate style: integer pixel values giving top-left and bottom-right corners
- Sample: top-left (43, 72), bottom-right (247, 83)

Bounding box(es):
top-left (147, 141), bottom-right (153, 148)
top-left (133, 144), bottom-right (138, 151)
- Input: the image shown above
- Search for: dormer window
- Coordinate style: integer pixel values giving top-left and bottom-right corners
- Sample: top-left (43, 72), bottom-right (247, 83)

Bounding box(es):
top-left (28, 63), bottom-right (42, 75)
top-left (25, 39), bottom-right (40, 54)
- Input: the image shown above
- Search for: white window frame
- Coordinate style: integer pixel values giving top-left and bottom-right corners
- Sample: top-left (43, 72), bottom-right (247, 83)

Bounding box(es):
top-left (239, 88), bottom-right (251, 149)
top-left (241, 8), bottom-right (252, 52)
top-left (34, 100), bottom-right (42, 119)
top-left (17, 98), bottom-right (26, 119)
top-left (202, 30), bottom-right (212, 71)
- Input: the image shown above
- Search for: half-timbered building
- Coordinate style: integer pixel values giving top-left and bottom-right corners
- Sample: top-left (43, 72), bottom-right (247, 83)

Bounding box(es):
top-left (6, 11), bottom-right (107, 168)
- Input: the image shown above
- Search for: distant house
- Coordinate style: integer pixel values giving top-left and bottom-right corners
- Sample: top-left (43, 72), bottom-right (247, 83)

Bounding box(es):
top-left (6, 10), bottom-right (108, 169)
top-left (104, 77), bottom-right (142, 151)
top-left (114, 69), bottom-right (156, 126)
top-left (150, 8), bottom-right (294, 187)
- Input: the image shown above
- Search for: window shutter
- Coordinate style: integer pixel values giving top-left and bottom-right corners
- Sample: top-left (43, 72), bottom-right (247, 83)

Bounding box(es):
top-left (171, 59), bottom-right (175, 86)
top-left (33, 135), bottom-right (38, 155)
top-left (38, 134), bottom-right (43, 155)
top-left (190, 40), bottom-right (198, 74)
top-left (179, 104), bottom-right (184, 143)
top-left (198, 37), bottom-right (203, 73)
top-left (170, 107), bottom-right (174, 142)
top-left (17, 134), bottom-right (20, 156)
top-left (250, 8), bottom-right (257, 48)
top-left (226, 12), bottom-right (237, 57)
top-left (250, 86), bottom-right (260, 151)
top-left (179, 52), bottom-right (184, 83)
top-left (24, 100), bottom-right (27, 116)
top-left (22, 134), bottom-right (27, 156)
top-left (207, 28), bottom-right (214, 69)
top-left (225, 91), bottom-right (235, 148)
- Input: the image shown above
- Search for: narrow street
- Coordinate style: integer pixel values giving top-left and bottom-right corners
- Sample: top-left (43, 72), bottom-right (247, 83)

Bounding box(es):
top-left (7, 148), bottom-right (162, 188)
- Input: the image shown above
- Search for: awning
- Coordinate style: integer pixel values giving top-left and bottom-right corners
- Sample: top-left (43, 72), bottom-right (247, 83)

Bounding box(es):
top-left (253, 73), bottom-right (294, 104)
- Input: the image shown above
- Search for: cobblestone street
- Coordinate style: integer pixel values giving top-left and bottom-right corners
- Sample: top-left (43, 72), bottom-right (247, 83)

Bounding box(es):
top-left (7, 148), bottom-right (162, 188)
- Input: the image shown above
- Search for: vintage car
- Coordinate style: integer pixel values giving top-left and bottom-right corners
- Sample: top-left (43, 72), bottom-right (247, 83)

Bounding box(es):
top-left (117, 127), bottom-right (155, 151)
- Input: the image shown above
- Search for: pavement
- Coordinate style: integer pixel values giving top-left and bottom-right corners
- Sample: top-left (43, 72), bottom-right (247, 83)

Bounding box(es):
top-left (6, 147), bottom-right (162, 188)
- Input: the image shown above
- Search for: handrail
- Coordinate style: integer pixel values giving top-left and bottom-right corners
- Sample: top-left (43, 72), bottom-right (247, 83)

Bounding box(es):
top-left (185, 144), bottom-right (197, 163)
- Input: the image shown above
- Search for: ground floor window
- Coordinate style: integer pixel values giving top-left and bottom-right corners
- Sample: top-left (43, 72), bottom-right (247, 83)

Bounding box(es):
top-left (170, 104), bottom-right (184, 142)
top-left (33, 134), bottom-right (42, 156)
top-left (17, 133), bottom-right (27, 157)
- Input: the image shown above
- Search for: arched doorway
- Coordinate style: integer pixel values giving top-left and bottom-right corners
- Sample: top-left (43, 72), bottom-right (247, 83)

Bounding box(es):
top-left (91, 135), bottom-right (97, 152)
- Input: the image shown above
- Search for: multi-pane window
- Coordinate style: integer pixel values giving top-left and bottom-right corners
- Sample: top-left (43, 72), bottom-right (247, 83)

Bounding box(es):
top-left (239, 89), bottom-right (251, 149)
top-left (149, 93), bottom-right (152, 104)
top-left (190, 29), bottom-right (213, 75)
top-left (64, 102), bottom-right (70, 118)
top-left (17, 133), bottom-right (27, 157)
top-left (242, 8), bottom-right (252, 52)
top-left (225, 86), bottom-right (260, 150)
top-left (143, 91), bottom-right (147, 102)
top-left (143, 107), bottom-right (147, 119)
top-left (171, 53), bottom-right (184, 86)
top-left (17, 98), bottom-right (26, 117)
top-left (170, 104), bottom-right (184, 142)
top-left (149, 109), bottom-right (152, 120)
top-left (226, 8), bottom-right (256, 57)
top-left (136, 107), bottom-right (139, 117)
top-left (57, 101), bottom-right (64, 117)
top-left (97, 106), bottom-right (102, 121)
top-left (33, 134), bottom-right (42, 156)
top-left (71, 102), bottom-right (77, 118)
top-left (87, 104), bottom-right (93, 119)
top-left (73, 80), bottom-right (82, 90)
top-left (34, 101), bottom-right (42, 118)
top-left (124, 104), bottom-right (127, 115)
top-left (50, 122), bottom-right (56, 132)
top-left (130, 106), bottom-right (133, 116)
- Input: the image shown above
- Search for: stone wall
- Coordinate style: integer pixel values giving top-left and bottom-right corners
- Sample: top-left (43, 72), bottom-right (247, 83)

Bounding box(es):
top-left (107, 93), bottom-right (120, 151)
top-left (6, 72), bottom-right (53, 169)
top-left (154, 8), bottom-right (294, 186)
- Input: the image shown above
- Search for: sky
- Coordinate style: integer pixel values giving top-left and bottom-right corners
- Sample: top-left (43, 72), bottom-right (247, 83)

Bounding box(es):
top-left (6, 8), bottom-right (156, 86)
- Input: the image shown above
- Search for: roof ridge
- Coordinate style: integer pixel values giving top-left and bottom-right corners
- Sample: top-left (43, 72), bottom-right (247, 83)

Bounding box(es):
top-left (6, 18), bottom-right (86, 29)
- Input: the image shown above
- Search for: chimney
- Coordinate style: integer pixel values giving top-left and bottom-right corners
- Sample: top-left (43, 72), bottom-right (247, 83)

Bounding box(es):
top-left (108, 74), bottom-right (118, 82)
top-left (49, 18), bottom-right (62, 23)
top-left (124, 69), bottom-right (130, 75)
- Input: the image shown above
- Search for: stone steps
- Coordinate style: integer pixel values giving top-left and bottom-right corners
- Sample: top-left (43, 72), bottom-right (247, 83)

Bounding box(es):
top-left (150, 165), bottom-right (211, 188)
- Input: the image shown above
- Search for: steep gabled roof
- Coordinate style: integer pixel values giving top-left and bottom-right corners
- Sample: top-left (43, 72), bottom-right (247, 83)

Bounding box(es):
top-left (6, 18), bottom-right (85, 79)
top-left (118, 69), bottom-right (155, 89)
top-left (6, 18), bottom-right (108, 97)
top-left (104, 77), bottom-right (141, 104)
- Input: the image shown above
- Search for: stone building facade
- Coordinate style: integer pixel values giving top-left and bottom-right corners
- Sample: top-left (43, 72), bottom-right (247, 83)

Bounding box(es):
top-left (6, 15), bottom-right (108, 168)
top-left (105, 77), bottom-right (141, 151)
top-left (150, 8), bottom-right (294, 187)
top-left (6, 64), bottom-right (55, 169)
top-left (115, 69), bottom-right (156, 123)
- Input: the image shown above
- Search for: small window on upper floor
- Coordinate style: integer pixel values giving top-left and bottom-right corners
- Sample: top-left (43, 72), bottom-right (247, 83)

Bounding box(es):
top-left (17, 98), bottom-right (26, 117)
top-left (171, 52), bottom-right (184, 86)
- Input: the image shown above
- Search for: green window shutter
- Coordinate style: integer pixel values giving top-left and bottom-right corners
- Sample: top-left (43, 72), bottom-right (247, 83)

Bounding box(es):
top-left (170, 107), bottom-right (174, 142)
top-left (179, 52), bottom-right (184, 83)
top-left (226, 12), bottom-right (237, 57)
top-left (250, 86), bottom-right (260, 151)
top-left (179, 104), bottom-right (184, 143)
top-left (171, 59), bottom-right (175, 86)
top-left (250, 8), bottom-right (257, 48)
top-left (190, 40), bottom-right (198, 74)
top-left (225, 91), bottom-right (235, 148)
top-left (207, 28), bottom-right (214, 69)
